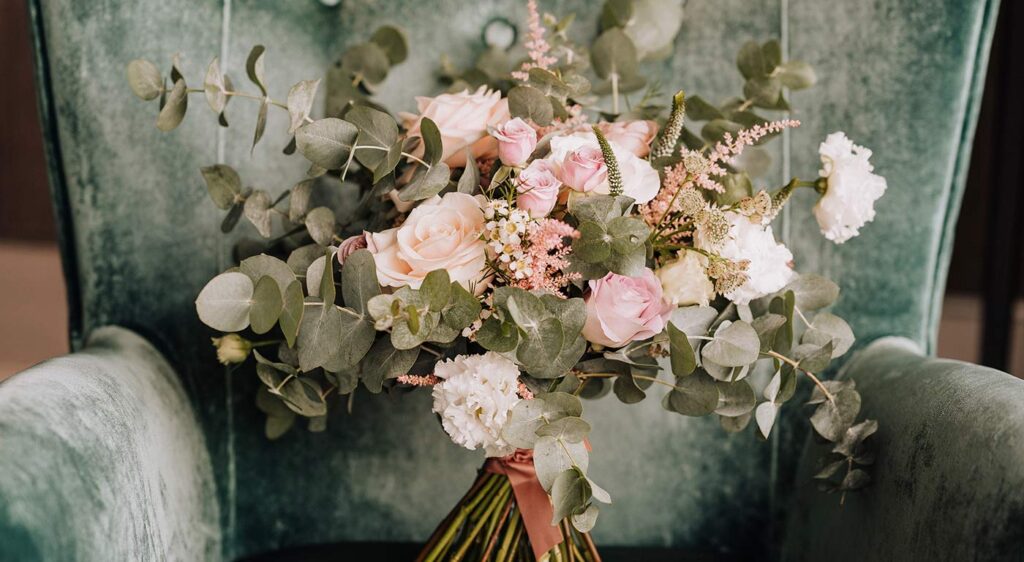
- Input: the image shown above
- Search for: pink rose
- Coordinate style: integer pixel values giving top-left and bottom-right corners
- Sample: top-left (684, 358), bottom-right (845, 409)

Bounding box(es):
top-left (582, 269), bottom-right (674, 348)
top-left (400, 86), bottom-right (511, 168)
top-left (365, 192), bottom-right (488, 291)
top-left (559, 145), bottom-right (608, 193)
top-left (516, 159), bottom-right (561, 218)
top-left (493, 117), bottom-right (538, 167)
top-left (596, 120), bottom-right (659, 158)
top-left (549, 132), bottom-right (660, 204)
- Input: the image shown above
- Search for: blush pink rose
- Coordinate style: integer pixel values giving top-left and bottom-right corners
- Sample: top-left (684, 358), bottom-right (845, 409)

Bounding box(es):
top-left (493, 117), bottom-right (538, 167)
top-left (516, 159), bottom-right (561, 218)
top-left (559, 145), bottom-right (608, 193)
top-left (365, 192), bottom-right (488, 291)
top-left (596, 120), bottom-right (659, 158)
top-left (400, 86), bottom-right (511, 168)
top-left (582, 269), bottom-right (674, 348)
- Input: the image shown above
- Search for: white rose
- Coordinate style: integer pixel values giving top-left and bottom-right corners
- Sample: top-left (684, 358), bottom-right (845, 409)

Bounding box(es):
top-left (814, 131), bottom-right (887, 243)
top-left (431, 352), bottom-right (522, 457)
top-left (699, 211), bottom-right (794, 305)
top-left (656, 252), bottom-right (715, 306)
top-left (548, 132), bottom-right (660, 204)
top-left (366, 192), bottom-right (488, 291)
top-left (400, 86), bottom-right (511, 168)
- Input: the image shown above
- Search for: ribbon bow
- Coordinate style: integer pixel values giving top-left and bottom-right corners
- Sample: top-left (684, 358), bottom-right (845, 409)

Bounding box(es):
top-left (483, 449), bottom-right (563, 560)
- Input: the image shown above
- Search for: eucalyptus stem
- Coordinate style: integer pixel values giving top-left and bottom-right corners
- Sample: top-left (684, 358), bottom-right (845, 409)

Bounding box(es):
top-left (764, 350), bottom-right (835, 405)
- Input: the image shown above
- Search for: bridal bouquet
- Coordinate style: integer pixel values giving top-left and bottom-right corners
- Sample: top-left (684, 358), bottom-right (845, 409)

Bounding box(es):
top-left (127, 1), bottom-right (886, 559)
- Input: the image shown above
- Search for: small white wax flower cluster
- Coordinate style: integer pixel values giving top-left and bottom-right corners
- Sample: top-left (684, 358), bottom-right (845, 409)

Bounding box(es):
top-left (431, 352), bottom-right (522, 457)
top-left (484, 200), bottom-right (534, 280)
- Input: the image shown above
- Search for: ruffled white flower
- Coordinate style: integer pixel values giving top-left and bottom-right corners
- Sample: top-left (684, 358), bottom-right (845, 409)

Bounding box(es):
top-left (656, 251), bottom-right (715, 307)
top-left (815, 132), bottom-right (887, 243)
top-left (431, 352), bottom-right (521, 457)
top-left (699, 211), bottom-right (794, 305)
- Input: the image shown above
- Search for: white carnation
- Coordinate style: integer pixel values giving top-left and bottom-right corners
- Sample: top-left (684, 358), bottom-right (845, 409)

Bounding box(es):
top-left (656, 251), bottom-right (715, 307)
top-left (431, 352), bottom-right (521, 457)
top-left (815, 131), bottom-right (887, 243)
top-left (700, 211), bottom-right (794, 305)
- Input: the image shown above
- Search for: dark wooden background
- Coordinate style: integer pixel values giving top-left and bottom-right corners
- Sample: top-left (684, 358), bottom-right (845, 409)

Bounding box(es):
top-left (1, 0), bottom-right (1020, 368)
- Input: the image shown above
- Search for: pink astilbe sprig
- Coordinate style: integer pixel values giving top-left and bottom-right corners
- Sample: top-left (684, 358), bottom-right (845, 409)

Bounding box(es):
top-left (641, 161), bottom-right (692, 226)
top-left (396, 374), bottom-right (441, 387)
top-left (512, 218), bottom-right (580, 294)
top-left (511, 0), bottom-right (557, 82)
top-left (689, 120), bottom-right (802, 192)
top-left (517, 381), bottom-right (535, 400)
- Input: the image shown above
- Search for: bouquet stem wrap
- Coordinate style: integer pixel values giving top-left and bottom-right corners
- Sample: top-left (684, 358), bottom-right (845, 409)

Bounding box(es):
top-left (417, 451), bottom-right (601, 562)
top-left (483, 450), bottom-right (563, 560)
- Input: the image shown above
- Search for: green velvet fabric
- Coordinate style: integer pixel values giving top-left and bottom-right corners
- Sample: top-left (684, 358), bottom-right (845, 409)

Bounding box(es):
top-left (0, 327), bottom-right (220, 562)
top-left (16, 0), bottom-right (1003, 559)
top-left (783, 337), bottom-right (1024, 561)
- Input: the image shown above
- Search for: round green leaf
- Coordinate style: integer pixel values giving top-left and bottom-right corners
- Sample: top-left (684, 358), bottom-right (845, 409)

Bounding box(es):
top-left (304, 207), bottom-right (336, 246)
top-left (370, 25), bottom-right (408, 64)
top-left (508, 85), bottom-right (554, 126)
top-left (250, 276), bottom-right (284, 334)
top-left (296, 118), bottom-right (358, 170)
top-left (341, 42), bottom-right (390, 85)
top-left (702, 320), bottom-right (760, 367)
top-left (156, 79), bottom-right (188, 132)
top-left (195, 272), bottom-right (254, 332)
top-left (126, 59), bottom-right (163, 101)
top-left (200, 164), bottom-right (241, 210)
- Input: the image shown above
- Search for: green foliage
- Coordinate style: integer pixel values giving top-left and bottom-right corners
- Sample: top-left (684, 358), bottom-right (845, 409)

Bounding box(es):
top-left (569, 195), bottom-right (648, 279)
top-left (295, 118), bottom-right (358, 170)
top-left (195, 272), bottom-right (253, 332)
top-left (508, 85), bottom-right (554, 126)
top-left (126, 59), bottom-right (163, 101)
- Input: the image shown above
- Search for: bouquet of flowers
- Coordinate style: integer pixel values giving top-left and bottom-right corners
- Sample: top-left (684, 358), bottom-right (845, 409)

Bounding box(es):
top-left (127, 1), bottom-right (887, 559)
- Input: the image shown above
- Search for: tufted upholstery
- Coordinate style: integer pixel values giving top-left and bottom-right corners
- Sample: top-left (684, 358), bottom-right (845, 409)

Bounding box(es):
top-left (9, 0), bottom-right (1004, 559)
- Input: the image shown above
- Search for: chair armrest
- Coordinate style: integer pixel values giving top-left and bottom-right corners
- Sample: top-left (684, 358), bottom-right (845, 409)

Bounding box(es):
top-left (783, 337), bottom-right (1024, 561)
top-left (0, 327), bottom-right (221, 562)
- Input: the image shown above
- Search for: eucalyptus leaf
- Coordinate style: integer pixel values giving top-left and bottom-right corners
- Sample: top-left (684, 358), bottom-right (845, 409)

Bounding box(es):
top-left (305, 207), bottom-right (336, 246)
top-left (245, 45), bottom-right (267, 95)
top-left (590, 27), bottom-right (638, 81)
top-left (715, 380), bottom-right (756, 416)
top-left (398, 163), bottom-right (451, 201)
top-left (508, 85), bottom-right (554, 126)
top-left (127, 59), bottom-right (163, 100)
top-left (668, 323), bottom-right (696, 377)
top-left (297, 302), bottom-right (344, 372)
top-left (534, 436), bottom-right (589, 491)
top-left (341, 249), bottom-right (380, 315)
top-left (737, 41), bottom-right (765, 80)
top-left (288, 180), bottom-right (314, 222)
top-left (348, 105), bottom-right (399, 169)
top-left (754, 401), bottom-right (778, 438)
top-left (195, 271), bottom-right (254, 332)
top-left (778, 60), bottom-right (817, 89)
top-left (287, 79), bottom-right (321, 135)
top-left (156, 79), bottom-right (188, 132)
top-left (278, 280), bottom-right (304, 348)
top-left (810, 388), bottom-right (862, 442)
top-left (250, 276), bottom-right (283, 334)
top-left (419, 117), bottom-right (444, 166)
top-left (296, 118), bottom-right (359, 170)
top-left (370, 25), bottom-right (409, 64)
top-left (703, 320), bottom-right (760, 367)
top-left (785, 274), bottom-right (840, 310)
top-left (458, 150), bottom-right (480, 194)
top-left (803, 313), bottom-right (855, 357)
top-left (341, 42), bottom-right (390, 85)
top-left (239, 254), bottom-right (296, 298)
top-left (536, 417), bottom-right (591, 444)
top-left (243, 189), bottom-right (273, 237)
top-left (362, 338), bottom-right (419, 393)
top-left (551, 468), bottom-right (592, 525)
top-left (203, 57), bottom-right (227, 113)
top-left (252, 101), bottom-right (268, 151)
top-left (666, 370), bottom-right (718, 416)
top-left (200, 164), bottom-right (242, 210)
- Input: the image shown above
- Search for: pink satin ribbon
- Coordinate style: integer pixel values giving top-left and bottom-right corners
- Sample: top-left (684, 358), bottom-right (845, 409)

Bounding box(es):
top-left (483, 449), bottom-right (563, 560)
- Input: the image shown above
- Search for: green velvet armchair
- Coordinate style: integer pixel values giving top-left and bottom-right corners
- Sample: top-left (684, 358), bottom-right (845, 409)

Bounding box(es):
top-left (2, 0), bottom-right (1017, 560)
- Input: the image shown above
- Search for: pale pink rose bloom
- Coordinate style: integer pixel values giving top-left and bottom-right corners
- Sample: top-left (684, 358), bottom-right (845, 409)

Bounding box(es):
top-left (582, 269), bottom-right (674, 348)
top-left (516, 159), bottom-right (561, 218)
top-left (548, 132), bottom-right (660, 204)
top-left (559, 146), bottom-right (607, 193)
top-left (400, 86), bottom-right (511, 168)
top-left (493, 117), bottom-right (538, 167)
top-left (596, 120), bottom-right (659, 158)
top-left (365, 192), bottom-right (488, 291)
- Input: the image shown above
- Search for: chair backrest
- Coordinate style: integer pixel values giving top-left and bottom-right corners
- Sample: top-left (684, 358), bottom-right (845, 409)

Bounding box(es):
top-left (29, 0), bottom-right (997, 558)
